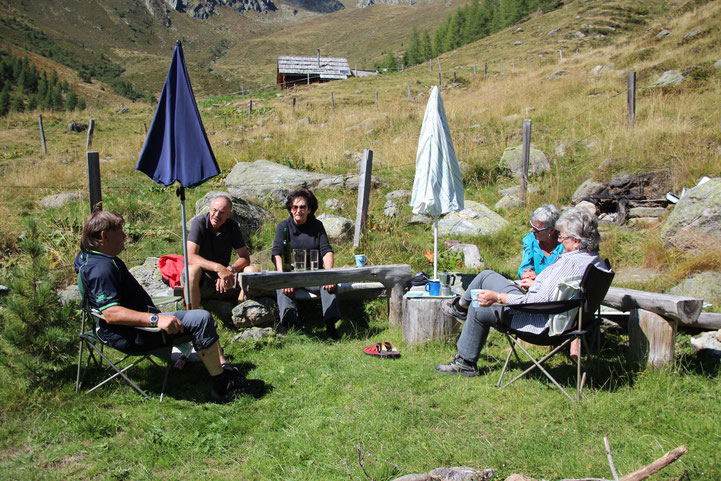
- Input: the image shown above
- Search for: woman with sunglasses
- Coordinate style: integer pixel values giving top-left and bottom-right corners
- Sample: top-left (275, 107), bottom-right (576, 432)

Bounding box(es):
top-left (518, 204), bottom-right (564, 281)
top-left (436, 208), bottom-right (607, 376)
top-left (271, 188), bottom-right (341, 338)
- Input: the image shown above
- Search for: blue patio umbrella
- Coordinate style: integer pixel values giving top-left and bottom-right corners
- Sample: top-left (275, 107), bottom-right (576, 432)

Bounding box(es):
top-left (136, 41), bottom-right (220, 308)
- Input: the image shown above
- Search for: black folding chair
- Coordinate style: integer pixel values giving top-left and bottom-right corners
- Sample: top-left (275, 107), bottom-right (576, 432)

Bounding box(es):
top-left (75, 276), bottom-right (191, 402)
top-left (496, 262), bottom-right (615, 402)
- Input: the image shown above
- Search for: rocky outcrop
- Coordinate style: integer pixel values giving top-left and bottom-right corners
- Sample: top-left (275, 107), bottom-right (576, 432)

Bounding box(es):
top-left (648, 70), bottom-right (685, 87)
top-left (438, 200), bottom-right (508, 237)
top-left (499, 145), bottom-right (550, 178)
top-left (284, 0), bottom-right (344, 13)
top-left (193, 191), bottom-right (270, 242)
top-left (356, 0), bottom-right (414, 7)
top-left (661, 178), bottom-right (721, 250)
top-left (186, 0), bottom-right (277, 19)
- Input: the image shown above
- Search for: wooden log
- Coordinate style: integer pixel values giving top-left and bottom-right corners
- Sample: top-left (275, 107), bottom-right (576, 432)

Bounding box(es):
top-left (628, 308), bottom-right (676, 367)
top-left (619, 445), bottom-right (687, 481)
top-left (603, 287), bottom-right (702, 325)
top-left (402, 297), bottom-right (459, 345)
top-left (687, 311), bottom-right (721, 330)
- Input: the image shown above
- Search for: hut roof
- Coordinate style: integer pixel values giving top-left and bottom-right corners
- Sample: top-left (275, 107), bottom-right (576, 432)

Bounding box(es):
top-left (277, 55), bottom-right (352, 79)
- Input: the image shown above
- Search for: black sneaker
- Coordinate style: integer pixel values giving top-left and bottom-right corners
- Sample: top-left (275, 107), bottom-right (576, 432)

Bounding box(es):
top-left (434, 355), bottom-right (478, 377)
top-left (441, 296), bottom-right (468, 321)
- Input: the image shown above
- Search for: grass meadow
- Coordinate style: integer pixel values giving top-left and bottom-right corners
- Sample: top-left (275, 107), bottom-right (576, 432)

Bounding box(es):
top-left (1, 0), bottom-right (721, 479)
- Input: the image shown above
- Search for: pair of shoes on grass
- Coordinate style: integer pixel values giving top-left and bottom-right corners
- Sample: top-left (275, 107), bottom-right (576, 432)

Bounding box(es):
top-left (434, 354), bottom-right (478, 377)
top-left (363, 342), bottom-right (400, 359)
top-left (441, 296), bottom-right (468, 321)
top-left (210, 366), bottom-right (265, 403)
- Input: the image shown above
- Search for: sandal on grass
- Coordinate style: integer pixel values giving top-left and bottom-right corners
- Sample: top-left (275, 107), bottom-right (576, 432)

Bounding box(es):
top-left (363, 342), bottom-right (400, 359)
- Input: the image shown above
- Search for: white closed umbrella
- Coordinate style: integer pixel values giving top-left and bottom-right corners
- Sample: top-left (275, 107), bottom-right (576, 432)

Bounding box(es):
top-left (410, 86), bottom-right (464, 280)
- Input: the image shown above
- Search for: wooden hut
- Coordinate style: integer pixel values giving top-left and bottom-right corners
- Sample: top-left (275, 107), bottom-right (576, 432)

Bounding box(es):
top-left (277, 55), bottom-right (352, 89)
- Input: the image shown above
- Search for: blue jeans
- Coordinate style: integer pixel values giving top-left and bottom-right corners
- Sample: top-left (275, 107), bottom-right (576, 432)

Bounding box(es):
top-left (276, 287), bottom-right (340, 325)
top-left (100, 309), bottom-right (219, 353)
top-left (456, 270), bottom-right (524, 363)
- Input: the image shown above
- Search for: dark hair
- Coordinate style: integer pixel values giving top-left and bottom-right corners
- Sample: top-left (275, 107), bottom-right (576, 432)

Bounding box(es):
top-left (285, 188), bottom-right (318, 215)
top-left (80, 211), bottom-right (125, 251)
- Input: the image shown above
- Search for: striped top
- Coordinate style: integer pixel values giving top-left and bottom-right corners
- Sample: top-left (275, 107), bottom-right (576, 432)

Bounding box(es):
top-left (505, 249), bottom-right (605, 334)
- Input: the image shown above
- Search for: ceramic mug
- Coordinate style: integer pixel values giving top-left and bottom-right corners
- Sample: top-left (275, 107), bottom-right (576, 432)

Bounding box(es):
top-left (354, 254), bottom-right (367, 267)
top-left (425, 280), bottom-right (441, 296)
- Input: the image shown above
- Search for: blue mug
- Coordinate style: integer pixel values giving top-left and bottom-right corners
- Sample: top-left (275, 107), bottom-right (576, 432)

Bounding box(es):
top-left (425, 280), bottom-right (441, 296)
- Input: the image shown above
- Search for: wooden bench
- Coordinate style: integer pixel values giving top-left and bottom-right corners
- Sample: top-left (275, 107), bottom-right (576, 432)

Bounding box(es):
top-left (602, 287), bottom-right (704, 367)
top-left (238, 264), bottom-right (413, 325)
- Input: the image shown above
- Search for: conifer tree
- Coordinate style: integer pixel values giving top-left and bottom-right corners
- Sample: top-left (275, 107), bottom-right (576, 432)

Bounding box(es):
top-left (0, 84), bottom-right (10, 116)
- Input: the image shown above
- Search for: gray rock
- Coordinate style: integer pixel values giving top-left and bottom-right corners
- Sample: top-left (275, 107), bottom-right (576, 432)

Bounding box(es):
top-left (438, 200), bottom-right (509, 237)
top-left (116, 108), bottom-right (129, 114)
top-left (499, 145), bottom-right (550, 178)
top-left (409, 214), bottom-right (433, 224)
top-left (38, 192), bottom-right (80, 209)
top-left (598, 158), bottom-right (617, 170)
top-left (656, 29), bottom-right (671, 39)
top-left (325, 198), bottom-right (344, 211)
top-left (68, 121), bottom-right (87, 132)
top-left (457, 160), bottom-right (472, 176)
top-left (513, 41), bottom-right (523, 46)
top-left (429, 466), bottom-right (496, 481)
top-left (572, 179), bottom-right (605, 203)
top-left (58, 284), bottom-right (81, 305)
top-left (194, 190), bottom-right (269, 241)
top-left (629, 207), bottom-right (667, 218)
top-left (494, 195), bottom-right (524, 210)
top-left (391, 475), bottom-right (432, 481)
top-left (683, 29), bottom-right (703, 41)
top-left (231, 298), bottom-right (277, 329)
top-left (648, 70), bottom-right (685, 87)
top-left (232, 326), bottom-right (276, 342)
top-left (498, 184), bottom-right (538, 197)
top-left (715, 59), bottom-right (721, 70)
top-left (386, 190), bottom-right (411, 200)
top-left (575, 200), bottom-right (597, 215)
top-left (573, 31), bottom-right (586, 38)
top-left (661, 178), bottom-right (721, 250)
top-left (668, 271), bottom-right (721, 305)
top-left (0, 285), bottom-right (8, 297)
top-left (129, 257), bottom-right (175, 298)
top-left (317, 213), bottom-right (353, 242)
top-left (226, 160), bottom-right (378, 201)
top-left (613, 267), bottom-right (658, 285)
top-left (690, 330), bottom-right (721, 358)
top-left (344, 150), bottom-right (363, 164)
top-left (555, 143), bottom-right (567, 157)
top-left (449, 242), bottom-right (484, 269)
top-left (549, 70), bottom-right (569, 79)
top-left (383, 199), bottom-right (399, 218)
top-left (547, 28), bottom-right (559, 36)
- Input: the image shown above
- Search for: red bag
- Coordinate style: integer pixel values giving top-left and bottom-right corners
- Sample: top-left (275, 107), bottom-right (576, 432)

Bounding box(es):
top-left (158, 254), bottom-right (185, 288)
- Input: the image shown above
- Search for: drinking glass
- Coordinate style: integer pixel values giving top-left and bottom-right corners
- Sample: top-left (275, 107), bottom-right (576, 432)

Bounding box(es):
top-left (309, 249), bottom-right (319, 270)
top-left (292, 249), bottom-right (306, 272)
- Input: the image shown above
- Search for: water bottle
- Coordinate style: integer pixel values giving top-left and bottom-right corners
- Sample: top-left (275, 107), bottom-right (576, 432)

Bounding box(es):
top-left (173, 354), bottom-right (187, 371)
top-left (281, 227), bottom-right (292, 272)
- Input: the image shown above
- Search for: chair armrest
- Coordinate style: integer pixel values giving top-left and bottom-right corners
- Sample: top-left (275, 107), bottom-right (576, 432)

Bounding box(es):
top-left (505, 299), bottom-right (582, 315)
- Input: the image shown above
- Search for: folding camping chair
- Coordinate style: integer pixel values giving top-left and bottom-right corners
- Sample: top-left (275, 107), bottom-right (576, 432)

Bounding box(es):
top-left (75, 276), bottom-right (191, 402)
top-left (496, 262), bottom-right (615, 402)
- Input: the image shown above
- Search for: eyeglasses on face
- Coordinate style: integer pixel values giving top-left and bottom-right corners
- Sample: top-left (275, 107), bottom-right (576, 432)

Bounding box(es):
top-left (291, 204), bottom-right (308, 211)
top-left (530, 221), bottom-right (551, 233)
top-left (209, 208), bottom-right (228, 216)
top-left (558, 235), bottom-right (574, 241)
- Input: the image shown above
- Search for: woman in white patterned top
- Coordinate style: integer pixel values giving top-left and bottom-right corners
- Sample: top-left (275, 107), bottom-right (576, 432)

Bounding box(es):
top-left (436, 208), bottom-right (608, 377)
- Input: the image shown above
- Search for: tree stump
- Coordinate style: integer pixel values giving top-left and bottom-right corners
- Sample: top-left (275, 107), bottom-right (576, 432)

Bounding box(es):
top-left (402, 297), bottom-right (459, 345)
top-left (628, 308), bottom-right (677, 367)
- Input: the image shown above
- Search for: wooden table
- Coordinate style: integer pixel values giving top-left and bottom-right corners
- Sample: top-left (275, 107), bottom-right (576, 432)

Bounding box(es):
top-left (238, 264), bottom-right (413, 325)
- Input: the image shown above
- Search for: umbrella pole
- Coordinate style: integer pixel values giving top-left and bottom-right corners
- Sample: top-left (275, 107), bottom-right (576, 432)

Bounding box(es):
top-left (178, 186), bottom-right (191, 310)
top-left (433, 215), bottom-right (438, 280)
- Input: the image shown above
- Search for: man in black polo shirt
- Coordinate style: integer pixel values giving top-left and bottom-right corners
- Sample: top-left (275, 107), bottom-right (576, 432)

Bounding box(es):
top-left (75, 210), bottom-right (260, 402)
top-left (186, 195), bottom-right (258, 309)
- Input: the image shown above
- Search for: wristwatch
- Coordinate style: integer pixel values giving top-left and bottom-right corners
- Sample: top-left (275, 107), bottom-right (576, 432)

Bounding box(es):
top-left (149, 314), bottom-right (159, 327)
top-left (227, 264), bottom-right (235, 273)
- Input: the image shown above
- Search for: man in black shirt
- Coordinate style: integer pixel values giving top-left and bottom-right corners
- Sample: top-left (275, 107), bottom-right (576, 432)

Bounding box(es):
top-left (186, 195), bottom-right (258, 309)
top-left (75, 210), bottom-right (260, 402)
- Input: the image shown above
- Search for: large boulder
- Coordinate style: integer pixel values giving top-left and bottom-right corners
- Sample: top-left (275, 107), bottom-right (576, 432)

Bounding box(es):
top-left (572, 179), bottom-right (606, 203)
top-left (231, 298), bottom-right (277, 329)
top-left (438, 200), bottom-right (509, 236)
top-left (226, 159), bottom-right (379, 201)
top-left (129, 257), bottom-right (175, 298)
top-left (38, 192), bottom-right (80, 209)
top-left (317, 213), bottom-right (354, 242)
top-left (499, 146), bottom-right (550, 178)
top-left (194, 190), bottom-right (270, 241)
top-left (648, 70), bottom-right (685, 87)
top-left (667, 271), bottom-right (721, 305)
top-left (661, 178), bottom-right (721, 250)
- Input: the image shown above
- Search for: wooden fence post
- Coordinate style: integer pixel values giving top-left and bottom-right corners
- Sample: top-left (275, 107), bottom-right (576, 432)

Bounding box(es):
top-left (86, 151), bottom-right (102, 213)
top-left (86, 119), bottom-right (95, 150)
top-left (500, 59), bottom-right (504, 74)
top-left (292, 97), bottom-right (296, 110)
top-left (473, 62), bottom-right (477, 74)
top-left (248, 99), bottom-right (253, 119)
top-left (627, 71), bottom-right (637, 128)
top-left (520, 119), bottom-right (531, 206)
top-left (559, 49), bottom-right (563, 62)
top-left (438, 72), bottom-right (441, 87)
top-left (307, 73), bottom-right (310, 85)
top-left (375, 90), bottom-right (378, 108)
top-left (330, 92), bottom-right (335, 110)
top-left (430, 58), bottom-right (433, 72)
top-left (407, 84), bottom-right (411, 100)
top-left (437, 57), bottom-right (441, 72)
top-left (453, 72), bottom-right (456, 83)
top-left (241, 87), bottom-right (245, 99)
top-left (484, 62), bottom-right (488, 77)
top-left (143, 122), bottom-right (147, 135)
top-left (38, 115), bottom-right (47, 154)
top-left (354, 149), bottom-right (373, 248)
top-left (401, 64), bottom-right (404, 72)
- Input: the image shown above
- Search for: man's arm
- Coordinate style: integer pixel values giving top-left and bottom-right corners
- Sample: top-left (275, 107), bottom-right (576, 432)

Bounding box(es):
top-left (187, 241), bottom-right (234, 282)
top-left (231, 246), bottom-right (252, 272)
top-left (102, 305), bottom-right (184, 334)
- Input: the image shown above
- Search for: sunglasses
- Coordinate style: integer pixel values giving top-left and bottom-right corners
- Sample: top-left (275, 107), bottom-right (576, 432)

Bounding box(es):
top-left (291, 205), bottom-right (308, 211)
top-left (530, 221), bottom-right (551, 233)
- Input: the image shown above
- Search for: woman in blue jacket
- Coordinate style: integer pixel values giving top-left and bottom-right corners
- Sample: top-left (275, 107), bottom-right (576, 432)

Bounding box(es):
top-left (518, 204), bottom-right (564, 281)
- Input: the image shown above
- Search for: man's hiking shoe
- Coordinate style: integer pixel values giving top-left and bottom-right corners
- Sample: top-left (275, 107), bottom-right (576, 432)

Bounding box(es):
top-left (211, 370), bottom-right (265, 403)
top-left (434, 355), bottom-right (478, 377)
top-left (441, 296), bottom-right (468, 321)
